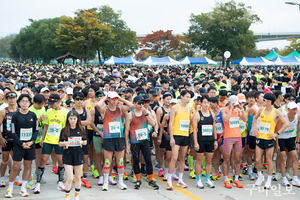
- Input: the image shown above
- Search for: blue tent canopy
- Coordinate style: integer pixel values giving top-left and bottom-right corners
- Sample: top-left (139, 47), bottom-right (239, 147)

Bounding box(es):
top-left (142, 56), bottom-right (180, 65)
top-left (100, 56), bottom-right (141, 64)
top-left (231, 57), bottom-right (273, 65)
top-left (270, 56), bottom-right (300, 65)
top-left (178, 56), bottom-right (217, 64)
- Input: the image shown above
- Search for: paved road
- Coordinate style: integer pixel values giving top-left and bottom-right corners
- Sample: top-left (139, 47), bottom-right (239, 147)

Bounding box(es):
top-left (1, 153), bottom-right (300, 200)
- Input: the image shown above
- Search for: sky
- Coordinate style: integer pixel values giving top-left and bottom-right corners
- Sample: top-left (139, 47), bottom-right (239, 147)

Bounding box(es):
top-left (2, 0), bottom-right (300, 50)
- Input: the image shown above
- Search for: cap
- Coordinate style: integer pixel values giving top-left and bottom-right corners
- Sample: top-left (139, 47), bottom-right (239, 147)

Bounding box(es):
top-left (258, 81), bottom-right (264, 85)
top-left (149, 89), bottom-right (158, 96)
top-left (49, 86), bottom-right (56, 91)
top-left (57, 83), bottom-right (64, 88)
top-left (108, 91), bottom-right (120, 99)
top-left (0, 89), bottom-right (4, 95)
top-left (194, 94), bottom-right (202, 100)
top-left (228, 95), bottom-right (239, 106)
top-left (133, 95), bottom-right (144, 103)
top-left (47, 94), bottom-right (60, 105)
top-left (57, 88), bottom-right (64, 92)
top-left (65, 81), bottom-right (72, 86)
top-left (263, 88), bottom-right (272, 93)
top-left (142, 94), bottom-right (150, 101)
top-left (66, 88), bottom-right (73, 95)
top-left (31, 87), bottom-right (38, 93)
top-left (198, 88), bottom-right (207, 94)
top-left (287, 102), bottom-right (298, 109)
top-left (170, 99), bottom-right (178, 104)
top-left (95, 90), bottom-right (104, 96)
top-left (155, 85), bottom-right (162, 90)
top-left (237, 93), bottom-right (246, 103)
top-left (40, 87), bottom-right (50, 93)
top-left (7, 79), bottom-right (15, 85)
top-left (0, 77), bottom-right (7, 82)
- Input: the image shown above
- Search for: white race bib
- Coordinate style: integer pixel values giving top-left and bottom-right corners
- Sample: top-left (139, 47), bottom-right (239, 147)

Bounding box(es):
top-left (108, 122), bottom-right (120, 133)
top-left (135, 128), bottom-right (148, 141)
top-left (202, 125), bottom-right (213, 136)
top-left (239, 122), bottom-right (245, 132)
top-left (20, 128), bottom-right (32, 141)
top-left (7, 119), bottom-right (11, 131)
top-left (216, 123), bottom-right (223, 134)
top-left (48, 124), bottom-right (61, 136)
top-left (180, 120), bottom-right (189, 132)
top-left (282, 127), bottom-right (295, 134)
top-left (229, 117), bottom-right (239, 128)
top-left (68, 137), bottom-right (82, 147)
top-left (259, 123), bottom-right (270, 134)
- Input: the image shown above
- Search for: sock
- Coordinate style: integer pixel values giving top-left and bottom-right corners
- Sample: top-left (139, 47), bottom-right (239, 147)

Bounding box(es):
top-left (235, 175), bottom-right (239, 181)
top-left (65, 190), bottom-right (70, 198)
top-left (188, 155), bottom-right (194, 170)
top-left (179, 173), bottom-right (183, 182)
top-left (36, 167), bottom-right (45, 183)
top-left (173, 168), bottom-right (177, 176)
top-left (148, 174), bottom-right (153, 182)
top-left (164, 168), bottom-right (169, 175)
top-left (257, 171), bottom-right (262, 178)
top-left (136, 173), bottom-right (141, 181)
top-left (206, 175), bottom-right (210, 182)
top-left (248, 165), bottom-right (252, 174)
top-left (119, 173), bottom-right (124, 184)
top-left (293, 176), bottom-right (298, 181)
top-left (75, 188), bottom-right (80, 197)
top-left (15, 176), bottom-right (20, 181)
top-left (232, 169), bottom-right (235, 176)
top-left (159, 168), bottom-right (163, 171)
top-left (224, 176), bottom-right (228, 182)
top-left (196, 175), bottom-right (201, 182)
top-left (282, 176), bottom-right (287, 180)
top-left (58, 166), bottom-right (64, 182)
top-left (83, 173), bottom-right (87, 180)
top-left (21, 180), bottom-right (27, 188)
top-left (90, 160), bottom-right (94, 166)
top-left (111, 168), bottom-right (115, 174)
top-left (167, 173), bottom-right (172, 183)
top-left (9, 182), bottom-right (13, 189)
top-left (267, 175), bottom-right (272, 182)
top-left (104, 173), bottom-right (109, 184)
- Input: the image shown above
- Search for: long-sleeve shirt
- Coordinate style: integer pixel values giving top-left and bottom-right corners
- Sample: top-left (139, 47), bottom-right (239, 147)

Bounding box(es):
top-left (11, 111), bottom-right (38, 148)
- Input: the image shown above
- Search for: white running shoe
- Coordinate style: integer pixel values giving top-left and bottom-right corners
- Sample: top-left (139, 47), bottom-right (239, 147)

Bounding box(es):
top-left (74, 196), bottom-right (80, 200)
top-left (101, 183), bottom-right (108, 191)
top-left (108, 176), bottom-right (117, 185)
top-left (0, 177), bottom-right (6, 187)
top-left (33, 183), bottom-right (40, 194)
top-left (5, 187), bottom-right (13, 198)
top-left (264, 181), bottom-right (271, 190)
top-left (282, 178), bottom-right (290, 187)
top-left (177, 181), bottom-right (188, 188)
top-left (163, 175), bottom-right (167, 181)
top-left (273, 173), bottom-right (280, 181)
top-left (20, 187), bottom-right (29, 197)
top-left (118, 182), bottom-right (127, 190)
top-left (172, 174), bottom-right (179, 181)
top-left (285, 173), bottom-right (292, 181)
top-left (26, 179), bottom-right (36, 190)
top-left (14, 176), bottom-right (22, 186)
top-left (255, 176), bottom-right (264, 186)
top-left (196, 181), bottom-right (204, 189)
top-left (205, 179), bottom-right (215, 188)
top-left (98, 176), bottom-right (104, 186)
top-left (292, 177), bottom-right (300, 187)
top-left (57, 182), bottom-right (65, 191)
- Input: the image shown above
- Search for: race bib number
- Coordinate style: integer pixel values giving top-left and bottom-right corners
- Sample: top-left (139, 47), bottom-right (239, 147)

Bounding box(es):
top-left (282, 83), bottom-right (287, 86)
top-left (282, 127), bottom-right (295, 134)
top-left (7, 119), bottom-right (11, 131)
top-left (229, 117), bottom-right (239, 128)
top-left (109, 122), bottom-right (120, 133)
top-left (48, 124), bottom-right (61, 136)
top-left (202, 125), bottom-right (213, 136)
top-left (135, 128), bottom-right (148, 141)
top-left (37, 128), bottom-right (43, 140)
top-left (216, 123), bottom-right (223, 134)
top-left (180, 120), bottom-right (190, 132)
top-left (259, 123), bottom-right (270, 134)
top-left (20, 128), bottom-right (32, 141)
top-left (68, 137), bottom-right (82, 147)
top-left (239, 122), bottom-right (245, 132)
top-left (97, 124), bottom-right (104, 132)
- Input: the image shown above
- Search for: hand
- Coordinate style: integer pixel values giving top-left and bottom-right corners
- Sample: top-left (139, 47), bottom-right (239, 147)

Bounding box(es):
top-left (141, 107), bottom-right (148, 115)
top-left (64, 142), bottom-right (69, 150)
top-left (39, 114), bottom-right (47, 122)
top-left (170, 138), bottom-right (175, 148)
top-left (230, 102), bottom-right (235, 108)
top-left (22, 142), bottom-right (27, 149)
top-left (153, 106), bottom-right (158, 111)
top-left (39, 140), bottom-right (44, 147)
top-left (0, 137), bottom-right (7, 148)
top-left (254, 130), bottom-right (259, 137)
top-left (268, 133), bottom-right (278, 139)
top-left (194, 142), bottom-right (199, 151)
top-left (152, 132), bottom-right (157, 138)
top-left (125, 145), bottom-right (130, 154)
top-left (214, 141), bottom-right (218, 150)
top-left (296, 143), bottom-right (299, 151)
top-left (275, 144), bottom-right (280, 153)
top-left (26, 141), bottom-right (33, 147)
top-left (157, 139), bottom-right (161, 145)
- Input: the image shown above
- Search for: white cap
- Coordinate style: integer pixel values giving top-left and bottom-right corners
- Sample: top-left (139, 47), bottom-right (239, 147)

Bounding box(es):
top-left (170, 99), bottom-right (178, 104)
top-left (7, 79), bottom-right (15, 85)
top-left (40, 88), bottom-right (50, 93)
top-left (113, 69), bottom-right (118, 72)
top-left (108, 91), bottom-right (120, 99)
top-left (228, 95), bottom-right (239, 106)
top-left (138, 73), bottom-right (143, 76)
top-left (66, 88), bottom-right (73, 95)
top-left (0, 89), bottom-right (3, 95)
top-left (194, 94), bottom-right (202, 100)
top-left (287, 102), bottom-right (298, 109)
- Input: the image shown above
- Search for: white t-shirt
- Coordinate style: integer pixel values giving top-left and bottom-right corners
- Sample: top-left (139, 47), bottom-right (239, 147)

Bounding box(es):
top-left (0, 102), bottom-right (8, 111)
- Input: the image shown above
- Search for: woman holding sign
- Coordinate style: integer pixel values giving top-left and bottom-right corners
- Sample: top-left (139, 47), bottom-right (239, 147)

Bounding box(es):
top-left (59, 110), bottom-right (87, 200)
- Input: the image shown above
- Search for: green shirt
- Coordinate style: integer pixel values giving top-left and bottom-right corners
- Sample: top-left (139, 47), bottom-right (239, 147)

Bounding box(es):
top-left (29, 105), bottom-right (46, 144)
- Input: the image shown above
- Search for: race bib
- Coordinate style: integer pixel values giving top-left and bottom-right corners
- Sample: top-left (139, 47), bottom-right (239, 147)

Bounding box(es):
top-left (48, 124), bottom-right (61, 136)
top-left (68, 137), bottom-right (82, 147)
top-left (282, 83), bottom-right (287, 86)
top-left (135, 128), bottom-right (148, 141)
top-left (229, 117), bottom-right (239, 128)
top-left (216, 123), bottom-right (223, 134)
top-left (274, 82), bottom-right (278, 86)
top-left (239, 122), bottom-right (245, 132)
top-left (282, 127), bottom-right (295, 134)
top-left (7, 119), bottom-right (11, 131)
top-left (202, 125), bottom-right (213, 136)
top-left (259, 123), bottom-right (270, 134)
top-left (180, 120), bottom-right (190, 132)
top-left (97, 124), bottom-right (104, 132)
top-left (20, 128), bottom-right (32, 141)
top-left (37, 128), bottom-right (43, 140)
top-left (109, 122), bottom-right (120, 133)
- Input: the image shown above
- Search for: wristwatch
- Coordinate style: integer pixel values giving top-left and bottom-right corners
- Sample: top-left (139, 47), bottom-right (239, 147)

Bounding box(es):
top-left (276, 132), bottom-right (280, 135)
top-left (145, 113), bottom-right (149, 117)
top-left (296, 141), bottom-right (300, 144)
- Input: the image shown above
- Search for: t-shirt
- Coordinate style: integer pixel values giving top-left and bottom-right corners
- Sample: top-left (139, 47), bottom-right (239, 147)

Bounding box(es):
top-left (59, 127), bottom-right (84, 148)
top-left (29, 105), bottom-right (46, 144)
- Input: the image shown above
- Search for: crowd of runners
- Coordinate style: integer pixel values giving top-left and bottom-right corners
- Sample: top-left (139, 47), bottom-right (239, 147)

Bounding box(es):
top-left (1, 62), bottom-right (300, 199)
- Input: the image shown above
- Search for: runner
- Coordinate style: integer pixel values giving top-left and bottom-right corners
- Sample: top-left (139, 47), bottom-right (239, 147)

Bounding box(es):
top-left (59, 110), bottom-right (87, 200)
top-left (5, 94), bottom-right (38, 198)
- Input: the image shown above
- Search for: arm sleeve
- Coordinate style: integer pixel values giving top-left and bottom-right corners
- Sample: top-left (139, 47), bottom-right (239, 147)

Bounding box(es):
top-left (31, 113), bottom-right (38, 142)
top-left (59, 128), bottom-right (64, 142)
top-left (248, 115), bottom-right (253, 135)
top-left (11, 114), bottom-right (23, 147)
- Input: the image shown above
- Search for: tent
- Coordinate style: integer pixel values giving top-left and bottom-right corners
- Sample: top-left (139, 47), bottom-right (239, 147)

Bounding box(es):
top-left (178, 56), bottom-right (217, 65)
top-left (284, 50), bottom-right (300, 58)
top-left (270, 56), bottom-right (300, 65)
top-left (264, 50), bottom-right (282, 60)
top-left (100, 56), bottom-right (141, 65)
top-left (231, 57), bottom-right (274, 65)
top-left (142, 56), bottom-right (180, 65)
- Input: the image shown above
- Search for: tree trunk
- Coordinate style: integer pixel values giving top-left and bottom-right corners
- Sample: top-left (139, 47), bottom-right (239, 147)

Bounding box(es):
top-left (222, 54), bottom-right (225, 67)
top-left (97, 49), bottom-right (101, 63)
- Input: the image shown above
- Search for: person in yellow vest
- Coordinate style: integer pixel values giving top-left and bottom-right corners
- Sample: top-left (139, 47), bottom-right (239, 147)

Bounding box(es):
top-left (166, 90), bottom-right (193, 190)
top-left (253, 93), bottom-right (289, 189)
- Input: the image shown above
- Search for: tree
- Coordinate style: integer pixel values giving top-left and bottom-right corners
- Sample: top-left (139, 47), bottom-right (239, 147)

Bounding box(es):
top-left (55, 10), bottom-right (113, 63)
top-left (188, 0), bottom-right (261, 66)
top-left (175, 33), bottom-right (198, 59)
top-left (0, 34), bottom-right (16, 58)
top-left (279, 38), bottom-right (300, 56)
top-left (139, 30), bottom-right (179, 57)
top-left (135, 51), bottom-right (146, 60)
top-left (246, 49), bottom-right (272, 58)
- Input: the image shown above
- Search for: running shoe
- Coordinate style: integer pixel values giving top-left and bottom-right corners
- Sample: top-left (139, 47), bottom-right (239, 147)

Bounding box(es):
top-left (248, 173), bottom-right (255, 181)
top-left (184, 165), bottom-right (189, 171)
top-left (5, 187), bottom-right (13, 198)
top-left (14, 176), bottom-right (22, 186)
top-left (131, 170), bottom-right (134, 177)
top-left (31, 173), bottom-right (46, 184)
top-left (101, 183), bottom-right (108, 191)
top-left (154, 163), bottom-right (159, 170)
top-left (74, 197), bottom-right (80, 200)
top-left (272, 170), bottom-right (275, 175)
top-left (196, 181), bottom-right (204, 189)
top-left (238, 174), bottom-right (243, 181)
top-left (211, 173), bottom-right (221, 180)
top-left (158, 169), bottom-right (164, 177)
top-left (132, 176), bottom-right (137, 183)
top-left (255, 176), bottom-right (264, 186)
top-left (134, 181), bottom-right (142, 190)
top-left (177, 181), bottom-right (188, 188)
top-left (151, 149), bottom-right (155, 156)
top-left (0, 177), bottom-right (6, 187)
top-left (57, 182), bottom-right (65, 191)
top-left (52, 166), bottom-right (58, 174)
top-left (33, 183), bottom-right (40, 194)
top-left (292, 177), bottom-right (300, 187)
top-left (242, 167), bottom-right (248, 175)
top-left (240, 163), bottom-right (244, 169)
top-left (81, 178), bottom-right (92, 188)
top-left (26, 179), bottom-right (36, 190)
top-left (98, 176), bottom-right (104, 186)
top-left (148, 180), bottom-right (159, 190)
top-left (90, 165), bottom-right (95, 171)
top-left (108, 176), bottom-right (117, 185)
top-left (273, 173), bottom-right (280, 181)
top-left (205, 179), bottom-right (215, 188)
top-left (201, 170), bottom-right (206, 177)
top-left (298, 162), bottom-right (300, 169)
top-left (111, 173), bottom-right (116, 181)
top-left (224, 181), bottom-right (232, 189)
top-left (189, 171), bottom-right (196, 179)
top-left (286, 173), bottom-right (292, 181)
top-left (227, 175), bottom-right (233, 183)
top-left (118, 182), bottom-right (127, 190)
top-left (92, 170), bottom-right (99, 178)
top-left (46, 158), bottom-right (50, 165)
top-left (126, 159), bottom-right (129, 163)
top-left (73, 175), bottom-right (75, 183)
top-left (166, 182), bottom-right (173, 190)
top-left (264, 181), bottom-right (271, 190)
top-left (163, 175), bottom-right (167, 181)
top-left (20, 187), bottom-right (29, 197)
top-left (146, 177), bottom-right (156, 183)
top-left (234, 180), bottom-right (243, 188)
top-left (172, 174), bottom-right (179, 181)
top-left (123, 172), bottom-right (129, 180)
top-left (263, 163), bottom-right (268, 169)
top-left (282, 179), bottom-right (290, 187)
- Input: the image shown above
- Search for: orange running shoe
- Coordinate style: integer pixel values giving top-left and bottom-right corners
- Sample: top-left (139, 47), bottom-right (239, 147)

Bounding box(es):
top-left (224, 181), bottom-right (232, 189)
top-left (234, 180), bottom-right (243, 188)
top-left (263, 163), bottom-right (268, 169)
top-left (81, 178), bottom-right (92, 188)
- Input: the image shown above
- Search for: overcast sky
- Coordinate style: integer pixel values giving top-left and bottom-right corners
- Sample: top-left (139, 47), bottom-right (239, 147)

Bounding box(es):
top-left (2, 0), bottom-right (300, 49)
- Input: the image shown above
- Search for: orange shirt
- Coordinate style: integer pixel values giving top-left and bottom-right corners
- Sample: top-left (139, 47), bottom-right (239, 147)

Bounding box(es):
top-left (223, 107), bottom-right (241, 138)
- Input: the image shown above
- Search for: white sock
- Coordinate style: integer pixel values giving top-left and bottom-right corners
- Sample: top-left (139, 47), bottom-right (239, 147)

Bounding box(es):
top-left (179, 173), bottom-right (183, 182)
top-left (267, 175), bottom-right (272, 182)
top-left (104, 173), bottom-right (109, 184)
top-left (282, 177), bottom-right (287, 180)
top-left (167, 173), bottom-right (172, 183)
top-left (9, 182), bottom-right (13, 189)
top-left (224, 176), bottom-right (228, 182)
top-left (111, 169), bottom-right (115, 173)
top-left (257, 171), bottom-right (262, 178)
top-left (173, 168), bottom-right (177, 176)
top-left (165, 168), bottom-right (169, 175)
top-left (119, 174), bottom-right (123, 184)
top-left (293, 176), bottom-right (298, 181)
top-left (21, 180), bottom-right (27, 188)
top-left (159, 168), bottom-right (163, 171)
top-left (235, 175), bottom-right (239, 181)
top-left (232, 169), bottom-right (235, 176)
top-left (248, 165), bottom-right (253, 174)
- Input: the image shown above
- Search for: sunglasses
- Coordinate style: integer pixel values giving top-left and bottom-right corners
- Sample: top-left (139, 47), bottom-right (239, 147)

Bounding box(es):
top-left (6, 93), bottom-right (17, 98)
top-left (110, 97), bottom-right (118, 100)
top-left (144, 100), bottom-right (150, 104)
top-left (289, 98), bottom-right (296, 101)
top-left (137, 101), bottom-right (145, 105)
top-left (111, 86), bottom-right (116, 89)
top-left (48, 98), bottom-right (58, 102)
top-left (263, 99), bottom-right (270, 102)
top-left (96, 94), bottom-right (103, 98)
top-left (75, 97), bottom-right (84, 101)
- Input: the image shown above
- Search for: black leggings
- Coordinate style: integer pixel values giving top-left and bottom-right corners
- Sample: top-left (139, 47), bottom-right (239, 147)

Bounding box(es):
top-left (131, 141), bottom-right (153, 175)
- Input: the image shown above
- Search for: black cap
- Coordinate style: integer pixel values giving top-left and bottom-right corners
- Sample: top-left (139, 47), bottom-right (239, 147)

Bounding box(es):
top-left (124, 88), bottom-right (134, 93)
top-left (142, 94), bottom-right (150, 101)
top-left (57, 83), bottom-right (64, 88)
top-left (47, 94), bottom-right (60, 105)
top-left (133, 95), bottom-right (144, 103)
top-left (95, 90), bottom-right (104, 95)
top-left (31, 87), bottom-right (39, 93)
top-left (49, 86), bottom-right (56, 91)
top-left (149, 89), bottom-right (158, 96)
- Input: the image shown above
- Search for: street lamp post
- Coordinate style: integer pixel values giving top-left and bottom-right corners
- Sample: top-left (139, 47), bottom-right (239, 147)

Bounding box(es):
top-left (285, 2), bottom-right (300, 10)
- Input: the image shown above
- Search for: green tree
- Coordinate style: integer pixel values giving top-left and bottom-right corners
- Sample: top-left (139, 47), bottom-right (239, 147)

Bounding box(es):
top-left (279, 38), bottom-right (300, 56)
top-left (175, 33), bottom-right (198, 59)
top-left (0, 34), bottom-right (16, 58)
top-left (188, 0), bottom-right (261, 66)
